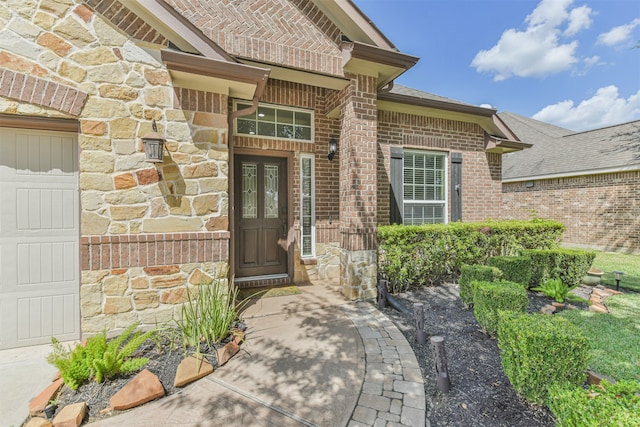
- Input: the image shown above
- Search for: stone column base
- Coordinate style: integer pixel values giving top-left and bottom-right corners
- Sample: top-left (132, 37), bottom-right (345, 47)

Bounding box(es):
top-left (340, 249), bottom-right (377, 300)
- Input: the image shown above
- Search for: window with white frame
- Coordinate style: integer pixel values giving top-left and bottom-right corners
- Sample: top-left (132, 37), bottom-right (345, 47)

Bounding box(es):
top-left (403, 151), bottom-right (447, 224)
top-left (300, 154), bottom-right (315, 257)
top-left (235, 102), bottom-right (313, 142)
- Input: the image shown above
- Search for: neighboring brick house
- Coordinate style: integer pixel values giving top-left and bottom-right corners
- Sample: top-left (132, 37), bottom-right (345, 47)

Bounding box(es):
top-left (501, 112), bottom-right (640, 253)
top-left (0, 0), bottom-right (525, 349)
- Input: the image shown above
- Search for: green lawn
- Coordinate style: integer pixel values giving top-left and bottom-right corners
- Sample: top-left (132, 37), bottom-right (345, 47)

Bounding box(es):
top-left (559, 293), bottom-right (640, 382)
top-left (591, 251), bottom-right (640, 292)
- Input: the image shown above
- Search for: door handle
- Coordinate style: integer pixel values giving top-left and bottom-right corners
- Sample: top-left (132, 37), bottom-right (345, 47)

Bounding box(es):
top-left (283, 221), bottom-right (287, 236)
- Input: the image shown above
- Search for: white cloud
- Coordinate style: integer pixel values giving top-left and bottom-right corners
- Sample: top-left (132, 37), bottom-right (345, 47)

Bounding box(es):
top-left (532, 85), bottom-right (640, 131)
top-left (471, 0), bottom-right (593, 81)
top-left (597, 18), bottom-right (640, 46)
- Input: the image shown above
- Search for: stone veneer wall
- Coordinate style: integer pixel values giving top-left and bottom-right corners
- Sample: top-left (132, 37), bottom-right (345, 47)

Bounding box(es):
top-left (377, 110), bottom-right (503, 224)
top-left (0, 0), bottom-right (231, 333)
top-left (503, 171), bottom-right (640, 253)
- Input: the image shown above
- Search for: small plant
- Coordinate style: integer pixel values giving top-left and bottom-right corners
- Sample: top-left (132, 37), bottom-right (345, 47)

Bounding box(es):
top-left (176, 267), bottom-right (250, 353)
top-left (532, 278), bottom-right (570, 302)
top-left (458, 264), bottom-right (502, 308)
top-left (47, 322), bottom-right (153, 390)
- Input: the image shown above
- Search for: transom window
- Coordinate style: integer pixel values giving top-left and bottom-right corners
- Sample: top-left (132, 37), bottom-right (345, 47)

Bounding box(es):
top-left (235, 102), bottom-right (313, 142)
top-left (403, 151), bottom-right (447, 225)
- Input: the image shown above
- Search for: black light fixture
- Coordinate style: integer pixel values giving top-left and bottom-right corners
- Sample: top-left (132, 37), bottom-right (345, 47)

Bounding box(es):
top-left (141, 120), bottom-right (165, 163)
top-left (613, 270), bottom-right (625, 291)
top-left (328, 138), bottom-right (338, 161)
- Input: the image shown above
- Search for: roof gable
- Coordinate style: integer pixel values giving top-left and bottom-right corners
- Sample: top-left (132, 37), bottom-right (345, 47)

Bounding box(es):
top-left (165, 0), bottom-right (344, 76)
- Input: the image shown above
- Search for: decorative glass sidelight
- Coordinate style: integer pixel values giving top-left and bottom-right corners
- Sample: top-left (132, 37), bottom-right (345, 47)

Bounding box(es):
top-left (242, 163), bottom-right (257, 219)
top-left (264, 164), bottom-right (279, 219)
top-left (300, 155), bottom-right (315, 257)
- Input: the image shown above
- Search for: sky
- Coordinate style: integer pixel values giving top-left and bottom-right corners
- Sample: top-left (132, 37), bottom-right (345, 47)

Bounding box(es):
top-left (355, 0), bottom-right (640, 132)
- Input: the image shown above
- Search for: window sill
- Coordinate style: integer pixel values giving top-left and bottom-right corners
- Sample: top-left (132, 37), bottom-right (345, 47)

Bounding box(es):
top-left (300, 258), bottom-right (317, 265)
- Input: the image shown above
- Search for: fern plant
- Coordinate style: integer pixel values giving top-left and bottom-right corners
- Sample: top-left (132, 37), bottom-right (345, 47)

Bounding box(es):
top-left (532, 278), bottom-right (570, 303)
top-left (47, 322), bottom-right (153, 389)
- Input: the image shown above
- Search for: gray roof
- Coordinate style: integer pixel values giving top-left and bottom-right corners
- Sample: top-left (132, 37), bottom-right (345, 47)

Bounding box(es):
top-left (500, 112), bottom-right (640, 181)
top-left (388, 84), bottom-right (488, 109)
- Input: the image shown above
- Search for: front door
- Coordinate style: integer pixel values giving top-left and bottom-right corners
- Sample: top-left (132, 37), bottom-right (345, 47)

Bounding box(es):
top-left (234, 155), bottom-right (288, 278)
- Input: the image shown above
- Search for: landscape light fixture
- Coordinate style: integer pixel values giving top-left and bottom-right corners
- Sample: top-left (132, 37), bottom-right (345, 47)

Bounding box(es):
top-left (328, 138), bottom-right (338, 161)
top-left (142, 119), bottom-right (165, 163)
top-left (613, 271), bottom-right (624, 291)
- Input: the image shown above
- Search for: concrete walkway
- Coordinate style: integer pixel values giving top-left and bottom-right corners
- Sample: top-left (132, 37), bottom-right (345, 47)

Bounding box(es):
top-left (1, 281), bottom-right (427, 427)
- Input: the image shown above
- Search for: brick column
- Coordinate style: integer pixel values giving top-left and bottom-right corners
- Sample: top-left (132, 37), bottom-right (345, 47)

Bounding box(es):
top-left (339, 74), bottom-right (378, 299)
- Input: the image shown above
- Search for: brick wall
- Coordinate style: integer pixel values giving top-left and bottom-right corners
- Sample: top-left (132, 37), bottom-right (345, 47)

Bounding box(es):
top-left (377, 110), bottom-right (502, 224)
top-left (166, 0), bottom-right (343, 76)
top-left (503, 171), bottom-right (640, 252)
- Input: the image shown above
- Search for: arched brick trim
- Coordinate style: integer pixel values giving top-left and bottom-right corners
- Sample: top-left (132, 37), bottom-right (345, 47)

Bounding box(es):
top-left (0, 69), bottom-right (87, 117)
top-left (86, 0), bottom-right (168, 45)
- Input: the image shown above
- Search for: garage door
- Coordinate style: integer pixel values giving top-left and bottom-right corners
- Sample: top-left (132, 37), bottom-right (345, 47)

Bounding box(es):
top-left (0, 127), bottom-right (80, 349)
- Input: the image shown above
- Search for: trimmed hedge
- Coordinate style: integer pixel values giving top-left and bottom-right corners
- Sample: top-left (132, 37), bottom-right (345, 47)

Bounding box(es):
top-left (547, 380), bottom-right (640, 427)
top-left (473, 281), bottom-right (528, 337)
top-left (524, 248), bottom-right (595, 288)
top-left (497, 312), bottom-right (589, 405)
top-left (377, 219), bottom-right (564, 292)
top-left (487, 256), bottom-right (531, 288)
top-left (458, 264), bottom-right (502, 308)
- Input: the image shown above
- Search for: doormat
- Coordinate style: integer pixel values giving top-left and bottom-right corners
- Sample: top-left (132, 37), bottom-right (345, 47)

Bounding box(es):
top-left (238, 285), bottom-right (300, 300)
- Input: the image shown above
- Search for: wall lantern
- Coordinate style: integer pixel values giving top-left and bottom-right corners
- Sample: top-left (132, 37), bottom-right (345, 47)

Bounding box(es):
top-left (141, 120), bottom-right (165, 163)
top-left (613, 270), bottom-right (625, 291)
top-left (328, 138), bottom-right (338, 161)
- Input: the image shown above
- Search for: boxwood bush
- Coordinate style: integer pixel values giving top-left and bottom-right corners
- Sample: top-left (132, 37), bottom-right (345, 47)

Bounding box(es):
top-left (377, 219), bottom-right (564, 292)
top-left (487, 256), bottom-right (531, 288)
top-left (547, 380), bottom-right (640, 427)
top-left (458, 264), bottom-right (502, 308)
top-left (473, 280), bottom-right (528, 337)
top-left (524, 248), bottom-right (595, 288)
top-left (498, 312), bottom-right (589, 405)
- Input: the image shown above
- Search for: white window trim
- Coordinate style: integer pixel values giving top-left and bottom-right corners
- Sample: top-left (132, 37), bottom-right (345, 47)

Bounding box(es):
top-left (300, 154), bottom-right (316, 258)
top-left (403, 150), bottom-right (449, 225)
top-left (233, 101), bottom-right (314, 143)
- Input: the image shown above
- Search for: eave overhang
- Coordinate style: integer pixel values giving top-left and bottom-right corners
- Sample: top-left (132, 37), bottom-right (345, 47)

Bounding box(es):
top-left (238, 59), bottom-right (351, 91)
top-left (161, 50), bottom-right (270, 100)
top-left (378, 92), bottom-right (518, 142)
top-left (342, 41), bottom-right (419, 88)
top-left (484, 134), bottom-right (532, 154)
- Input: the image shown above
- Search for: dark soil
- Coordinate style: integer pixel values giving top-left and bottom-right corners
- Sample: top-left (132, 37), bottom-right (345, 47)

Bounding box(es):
top-left (380, 283), bottom-right (587, 427)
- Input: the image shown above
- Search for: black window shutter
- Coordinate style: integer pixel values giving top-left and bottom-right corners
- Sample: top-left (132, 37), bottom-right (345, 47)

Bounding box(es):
top-left (390, 147), bottom-right (404, 224)
top-left (451, 152), bottom-right (463, 222)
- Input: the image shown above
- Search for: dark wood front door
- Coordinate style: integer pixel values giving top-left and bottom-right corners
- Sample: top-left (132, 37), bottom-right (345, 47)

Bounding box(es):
top-left (234, 155), bottom-right (288, 278)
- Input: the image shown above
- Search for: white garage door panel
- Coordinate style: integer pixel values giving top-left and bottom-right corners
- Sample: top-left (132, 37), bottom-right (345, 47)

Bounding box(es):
top-left (0, 127), bottom-right (80, 349)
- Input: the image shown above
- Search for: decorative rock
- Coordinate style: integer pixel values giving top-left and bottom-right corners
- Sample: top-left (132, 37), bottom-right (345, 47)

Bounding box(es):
top-left (109, 369), bottom-right (165, 411)
top-left (217, 341), bottom-right (240, 367)
top-left (231, 328), bottom-right (246, 345)
top-left (588, 303), bottom-right (608, 314)
top-left (540, 305), bottom-right (556, 315)
top-left (174, 354), bottom-right (214, 387)
top-left (24, 417), bottom-right (52, 427)
top-left (52, 402), bottom-right (86, 427)
top-left (551, 302), bottom-right (565, 310)
top-left (587, 370), bottom-right (615, 385)
top-left (29, 377), bottom-right (64, 417)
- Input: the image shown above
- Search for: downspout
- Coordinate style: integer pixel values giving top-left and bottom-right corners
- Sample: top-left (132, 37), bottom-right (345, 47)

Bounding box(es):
top-left (227, 72), bottom-right (269, 284)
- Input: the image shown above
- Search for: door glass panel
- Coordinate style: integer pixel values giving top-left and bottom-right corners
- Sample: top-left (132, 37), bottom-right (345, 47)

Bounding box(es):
top-left (264, 165), bottom-right (279, 219)
top-left (242, 163), bottom-right (257, 219)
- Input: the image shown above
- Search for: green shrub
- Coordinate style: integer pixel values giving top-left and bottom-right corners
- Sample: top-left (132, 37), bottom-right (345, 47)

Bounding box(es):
top-left (458, 264), bottom-right (502, 307)
top-left (497, 312), bottom-right (589, 405)
top-left (487, 256), bottom-right (531, 288)
top-left (472, 281), bottom-right (528, 336)
top-left (524, 248), bottom-right (595, 288)
top-left (176, 267), bottom-right (249, 352)
top-left (532, 278), bottom-right (571, 303)
top-left (547, 380), bottom-right (640, 427)
top-left (377, 219), bottom-right (564, 291)
top-left (47, 323), bottom-right (153, 390)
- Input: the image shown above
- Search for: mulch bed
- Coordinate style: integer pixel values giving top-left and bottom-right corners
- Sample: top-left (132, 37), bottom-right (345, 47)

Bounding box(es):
top-left (379, 283), bottom-right (587, 427)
